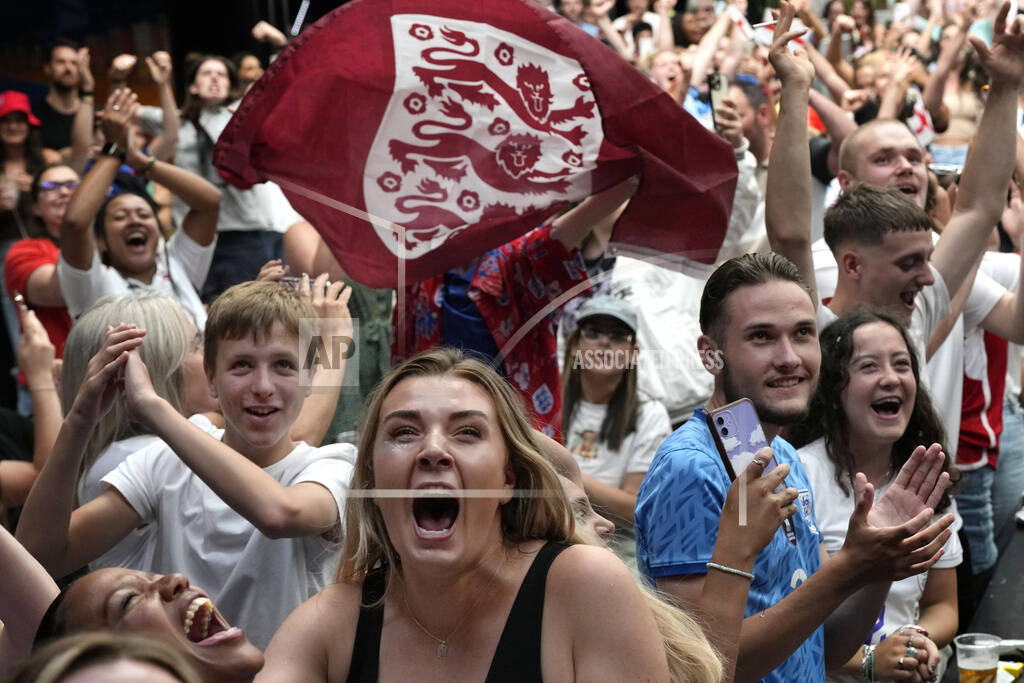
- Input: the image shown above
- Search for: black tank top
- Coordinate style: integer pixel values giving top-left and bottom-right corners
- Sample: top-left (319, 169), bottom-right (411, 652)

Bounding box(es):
top-left (346, 542), bottom-right (569, 683)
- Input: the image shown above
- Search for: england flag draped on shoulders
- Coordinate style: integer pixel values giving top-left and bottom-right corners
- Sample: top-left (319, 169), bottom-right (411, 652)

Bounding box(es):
top-left (214, 0), bottom-right (738, 288)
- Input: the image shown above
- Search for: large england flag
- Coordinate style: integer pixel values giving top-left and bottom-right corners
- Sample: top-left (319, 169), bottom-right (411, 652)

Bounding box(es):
top-left (214, 0), bottom-right (738, 288)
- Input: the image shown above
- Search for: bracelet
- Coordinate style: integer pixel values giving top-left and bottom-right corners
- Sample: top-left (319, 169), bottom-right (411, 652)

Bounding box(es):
top-left (140, 155), bottom-right (157, 177)
top-left (861, 644), bottom-right (877, 681)
top-left (706, 562), bottom-right (754, 581)
top-left (896, 624), bottom-right (930, 637)
top-left (79, 89), bottom-right (94, 97)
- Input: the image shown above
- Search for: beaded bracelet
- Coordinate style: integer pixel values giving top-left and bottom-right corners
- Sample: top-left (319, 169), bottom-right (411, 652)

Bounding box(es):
top-left (706, 562), bottom-right (754, 581)
top-left (861, 644), bottom-right (877, 682)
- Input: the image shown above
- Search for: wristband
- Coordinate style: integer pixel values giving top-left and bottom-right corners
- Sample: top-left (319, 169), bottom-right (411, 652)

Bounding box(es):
top-left (861, 644), bottom-right (876, 681)
top-left (99, 141), bottom-right (126, 163)
top-left (706, 562), bottom-right (754, 581)
top-left (79, 89), bottom-right (94, 97)
top-left (140, 155), bottom-right (157, 177)
top-left (896, 624), bottom-right (930, 637)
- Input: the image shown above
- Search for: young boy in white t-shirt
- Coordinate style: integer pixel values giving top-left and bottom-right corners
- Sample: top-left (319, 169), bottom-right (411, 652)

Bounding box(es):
top-left (18, 280), bottom-right (355, 648)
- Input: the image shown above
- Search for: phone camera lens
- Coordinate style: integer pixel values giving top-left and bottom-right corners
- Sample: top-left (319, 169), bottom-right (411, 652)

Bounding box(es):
top-left (721, 427), bottom-right (729, 436)
top-left (716, 417), bottom-right (724, 425)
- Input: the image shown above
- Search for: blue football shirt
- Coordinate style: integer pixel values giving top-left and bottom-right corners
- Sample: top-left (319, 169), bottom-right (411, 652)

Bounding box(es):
top-left (635, 411), bottom-right (826, 683)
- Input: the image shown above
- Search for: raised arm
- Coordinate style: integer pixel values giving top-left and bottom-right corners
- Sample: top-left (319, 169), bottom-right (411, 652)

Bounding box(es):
top-left (807, 89), bottom-right (858, 177)
top-left (921, 17), bottom-right (968, 133)
top-left (550, 178), bottom-right (637, 252)
top-left (805, 41), bottom-right (853, 104)
top-left (655, 0), bottom-right (677, 50)
top-left (16, 301), bottom-right (61, 476)
top-left (67, 47), bottom-right (95, 174)
top-left (764, 3), bottom-right (819, 305)
top-left (690, 11), bottom-right (735, 96)
top-left (288, 275), bottom-right (352, 446)
top-left (591, 0), bottom-right (634, 62)
top-left (122, 351), bottom-right (342, 540)
top-left (15, 325), bottom-right (146, 578)
top-left (825, 15), bottom-right (858, 86)
top-left (877, 48), bottom-right (918, 120)
top-left (59, 89), bottom-right (138, 271)
top-left (931, 2), bottom-right (1024, 297)
top-left (145, 52), bottom-right (180, 162)
top-left (113, 121), bottom-right (221, 249)
top-left (0, 525), bottom-right (59, 676)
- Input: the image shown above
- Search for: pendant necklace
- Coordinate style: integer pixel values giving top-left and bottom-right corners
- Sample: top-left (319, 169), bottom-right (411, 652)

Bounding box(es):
top-left (402, 551), bottom-right (507, 659)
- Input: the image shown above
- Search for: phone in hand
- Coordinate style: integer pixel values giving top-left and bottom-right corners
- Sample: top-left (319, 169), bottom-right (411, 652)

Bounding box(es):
top-left (706, 398), bottom-right (797, 545)
top-left (708, 70), bottom-right (729, 129)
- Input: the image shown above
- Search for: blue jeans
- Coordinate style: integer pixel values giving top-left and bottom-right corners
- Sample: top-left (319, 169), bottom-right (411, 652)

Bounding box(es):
top-left (994, 397), bottom-right (1024, 547)
top-left (201, 230), bottom-right (284, 302)
top-left (956, 465), bottom-right (998, 574)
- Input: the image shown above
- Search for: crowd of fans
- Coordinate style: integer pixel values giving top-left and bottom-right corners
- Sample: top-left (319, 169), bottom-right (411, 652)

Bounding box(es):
top-left (0, 0), bottom-right (1023, 680)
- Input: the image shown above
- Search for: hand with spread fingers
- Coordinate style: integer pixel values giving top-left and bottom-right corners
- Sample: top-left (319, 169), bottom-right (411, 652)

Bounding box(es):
top-left (971, 2), bottom-right (1024, 88)
top-left (839, 444), bottom-right (955, 583)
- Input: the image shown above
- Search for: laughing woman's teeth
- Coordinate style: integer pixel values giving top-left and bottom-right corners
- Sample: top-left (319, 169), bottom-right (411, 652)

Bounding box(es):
top-left (183, 597), bottom-right (213, 638)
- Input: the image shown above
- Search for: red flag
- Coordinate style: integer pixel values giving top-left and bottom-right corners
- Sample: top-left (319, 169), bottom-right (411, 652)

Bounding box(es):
top-left (214, 0), bottom-right (737, 288)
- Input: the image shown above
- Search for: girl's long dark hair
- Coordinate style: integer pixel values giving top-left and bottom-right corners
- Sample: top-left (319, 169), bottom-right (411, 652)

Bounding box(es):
top-left (561, 328), bottom-right (639, 451)
top-left (790, 308), bottom-right (958, 510)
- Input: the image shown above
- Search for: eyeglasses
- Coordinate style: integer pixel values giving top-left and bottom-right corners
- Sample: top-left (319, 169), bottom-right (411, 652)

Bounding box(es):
top-left (38, 180), bottom-right (79, 193)
top-left (579, 325), bottom-right (634, 344)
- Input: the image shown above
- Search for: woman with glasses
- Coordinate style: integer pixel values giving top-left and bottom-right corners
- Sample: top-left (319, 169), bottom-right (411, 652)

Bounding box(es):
top-left (561, 295), bottom-right (670, 563)
top-left (3, 163), bottom-right (80, 414)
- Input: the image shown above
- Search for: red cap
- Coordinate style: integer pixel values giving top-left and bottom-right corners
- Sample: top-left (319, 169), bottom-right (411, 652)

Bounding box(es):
top-left (0, 91), bottom-right (41, 126)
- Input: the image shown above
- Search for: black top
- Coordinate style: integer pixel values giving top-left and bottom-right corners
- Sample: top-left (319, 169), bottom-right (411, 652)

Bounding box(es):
top-left (32, 98), bottom-right (74, 151)
top-left (347, 542), bottom-right (569, 683)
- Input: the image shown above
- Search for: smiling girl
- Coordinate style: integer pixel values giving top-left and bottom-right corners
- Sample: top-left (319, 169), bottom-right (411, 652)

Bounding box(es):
top-left (792, 309), bottom-right (961, 682)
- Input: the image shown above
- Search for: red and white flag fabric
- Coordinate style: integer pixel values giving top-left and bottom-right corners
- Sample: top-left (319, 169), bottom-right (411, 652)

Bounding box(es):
top-left (215, 0), bottom-right (737, 289)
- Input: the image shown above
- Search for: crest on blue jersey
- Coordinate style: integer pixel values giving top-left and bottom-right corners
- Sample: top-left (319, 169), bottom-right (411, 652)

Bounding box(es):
top-left (797, 489), bottom-right (818, 535)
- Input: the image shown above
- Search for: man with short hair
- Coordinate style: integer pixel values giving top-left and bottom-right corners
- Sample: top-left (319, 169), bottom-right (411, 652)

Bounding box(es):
top-left (634, 252), bottom-right (953, 682)
top-left (32, 40), bottom-right (86, 157)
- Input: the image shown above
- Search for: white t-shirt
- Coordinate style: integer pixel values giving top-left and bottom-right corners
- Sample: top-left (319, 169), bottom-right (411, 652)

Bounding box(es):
top-left (565, 399), bottom-right (670, 487)
top-left (57, 230), bottom-right (213, 329)
top-left (78, 415), bottom-right (220, 572)
top-left (102, 439), bottom-right (356, 649)
top-left (798, 438), bottom-right (962, 683)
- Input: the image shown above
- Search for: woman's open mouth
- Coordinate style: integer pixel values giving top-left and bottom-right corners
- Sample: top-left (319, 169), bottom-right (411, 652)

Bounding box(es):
top-left (412, 492), bottom-right (460, 539)
top-left (183, 597), bottom-right (233, 644)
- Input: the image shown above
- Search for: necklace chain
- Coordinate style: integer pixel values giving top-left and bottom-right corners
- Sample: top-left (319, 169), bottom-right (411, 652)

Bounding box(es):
top-left (401, 551), bottom-right (507, 659)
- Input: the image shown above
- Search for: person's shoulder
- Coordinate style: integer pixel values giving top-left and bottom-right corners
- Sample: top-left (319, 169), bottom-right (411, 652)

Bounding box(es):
top-left (547, 544), bottom-right (638, 604)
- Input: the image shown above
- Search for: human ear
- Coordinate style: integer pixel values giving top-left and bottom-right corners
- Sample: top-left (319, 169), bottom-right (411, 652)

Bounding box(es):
top-left (205, 363), bottom-right (218, 399)
top-left (837, 169), bottom-right (854, 190)
top-left (697, 335), bottom-right (724, 375)
top-left (840, 251), bottom-right (862, 279)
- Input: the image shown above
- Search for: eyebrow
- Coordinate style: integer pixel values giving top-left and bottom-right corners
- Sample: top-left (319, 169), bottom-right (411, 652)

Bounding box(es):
top-left (382, 409), bottom-right (488, 422)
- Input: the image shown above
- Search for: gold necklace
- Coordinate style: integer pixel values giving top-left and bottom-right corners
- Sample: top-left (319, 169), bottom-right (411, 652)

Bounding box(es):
top-left (401, 551), bottom-right (507, 659)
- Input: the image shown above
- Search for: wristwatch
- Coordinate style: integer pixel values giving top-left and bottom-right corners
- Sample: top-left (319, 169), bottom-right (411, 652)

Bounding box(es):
top-left (99, 141), bottom-right (126, 163)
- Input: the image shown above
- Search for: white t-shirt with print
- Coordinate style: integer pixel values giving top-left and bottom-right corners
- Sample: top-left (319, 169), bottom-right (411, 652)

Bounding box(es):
top-left (565, 398), bottom-right (670, 487)
top-left (102, 439), bottom-right (356, 649)
top-left (798, 438), bottom-right (962, 683)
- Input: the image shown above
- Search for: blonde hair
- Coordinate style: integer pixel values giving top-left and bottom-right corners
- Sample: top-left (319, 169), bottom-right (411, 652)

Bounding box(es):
top-left (8, 631), bottom-right (202, 683)
top-left (339, 349), bottom-right (722, 682)
top-left (204, 280), bottom-right (315, 372)
top-left (336, 348), bottom-right (574, 590)
top-left (570, 503), bottom-right (723, 682)
top-left (60, 293), bottom-right (189, 490)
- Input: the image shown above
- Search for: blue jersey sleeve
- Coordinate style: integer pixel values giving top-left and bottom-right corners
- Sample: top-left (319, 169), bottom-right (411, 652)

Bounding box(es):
top-left (635, 417), bottom-right (732, 579)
